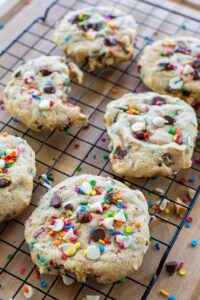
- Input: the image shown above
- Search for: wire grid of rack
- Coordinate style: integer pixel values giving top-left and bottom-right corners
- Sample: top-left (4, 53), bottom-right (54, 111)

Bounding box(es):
top-left (0, 0), bottom-right (199, 299)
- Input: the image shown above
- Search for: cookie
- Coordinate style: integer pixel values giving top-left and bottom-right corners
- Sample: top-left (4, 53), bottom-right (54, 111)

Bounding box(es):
top-left (25, 174), bottom-right (150, 283)
top-left (0, 133), bottom-right (36, 222)
top-left (54, 7), bottom-right (137, 71)
top-left (138, 37), bottom-right (200, 106)
top-left (104, 92), bottom-right (197, 178)
top-left (3, 56), bottom-right (88, 131)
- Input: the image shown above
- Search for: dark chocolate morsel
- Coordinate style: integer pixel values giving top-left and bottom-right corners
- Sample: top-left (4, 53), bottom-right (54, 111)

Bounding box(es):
top-left (163, 115), bottom-right (175, 125)
top-left (152, 96), bottom-right (166, 105)
top-left (15, 71), bottom-right (21, 78)
top-left (193, 70), bottom-right (200, 80)
top-left (43, 86), bottom-right (55, 94)
top-left (104, 38), bottom-right (117, 46)
top-left (114, 146), bottom-right (127, 159)
top-left (39, 68), bottom-right (52, 76)
top-left (192, 59), bottom-right (200, 69)
top-left (50, 196), bottom-right (62, 208)
top-left (0, 176), bottom-right (11, 188)
top-left (165, 261), bottom-right (177, 275)
top-left (64, 203), bottom-right (74, 211)
top-left (182, 89), bottom-right (191, 96)
top-left (77, 210), bottom-right (90, 223)
top-left (90, 227), bottom-right (105, 242)
top-left (162, 153), bottom-right (172, 166)
top-left (137, 132), bottom-right (145, 140)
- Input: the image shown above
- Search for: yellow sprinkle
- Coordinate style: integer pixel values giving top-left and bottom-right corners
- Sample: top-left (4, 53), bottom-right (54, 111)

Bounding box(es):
top-left (67, 210), bottom-right (72, 216)
top-left (113, 196), bottom-right (118, 200)
top-left (160, 289), bottom-right (170, 297)
top-left (125, 226), bottom-right (132, 233)
top-left (164, 208), bottom-right (170, 214)
top-left (66, 249), bottom-right (74, 256)
top-left (124, 181), bottom-right (131, 187)
top-left (85, 35), bottom-right (93, 40)
top-left (65, 240), bottom-right (70, 243)
top-left (75, 242), bottom-right (81, 249)
top-left (117, 199), bottom-right (123, 202)
top-left (90, 189), bottom-right (97, 196)
top-left (38, 72), bottom-right (43, 77)
top-left (60, 216), bottom-right (64, 220)
top-left (83, 250), bottom-right (87, 257)
top-left (99, 239), bottom-right (105, 245)
top-left (173, 134), bottom-right (177, 141)
top-left (179, 268), bottom-right (186, 276)
top-left (58, 236), bottom-right (62, 240)
top-left (104, 215), bottom-right (108, 219)
top-left (119, 110), bottom-right (124, 113)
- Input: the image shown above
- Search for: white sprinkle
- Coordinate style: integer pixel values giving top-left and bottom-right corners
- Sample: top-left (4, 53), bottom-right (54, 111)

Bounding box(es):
top-left (81, 182), bottom-right (92, 195)
top-left (169, 77), bottom-right (183, 90)
top-left (49, 218), bottom-right (64, 232)
top-left (62, 275), bottom-right (74, 285)
top-left (89, 201), bottom-right (103, 213)
top-left (154, 188), bottom-right (165, 195)
top-left (100, 217), bottom-right (114, 229)
top-left (86, 245), bottom-right (100, 260)
top-left (39, 99), bottom-right (51, 110)
top-left (153, 117), bottom-right (167, 128)
top-left (131, 121), bottom-right (144, 133)
top-left (86, 296), bottom-right (100, 300)
top-left (114, 210), bottom-right (126, 222)
top-left (23, 285), bottom-right (34, 299)
top-left (156, 198), bottom-right (169, 211)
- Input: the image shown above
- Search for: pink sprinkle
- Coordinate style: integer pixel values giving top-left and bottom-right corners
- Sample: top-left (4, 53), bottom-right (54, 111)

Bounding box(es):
top-left (71, 237), bottom-right (77, 243)
top-left (122, 203), bottom-right (127, 209)
top-left (64, 219), bottom-right (71, 225)
top-left (195, 159), bottom-right (200, 164)
top-left (177, 129), bottom-right (182, 137)
top-left (143, 133), bottom-right (149, 139)
top-left (74, 186), bottom-right (79, 193)
top-left (177, 140), bottom-right (183, 145)
top-left (118, 242), bottom-right (125, 248)
top-left (61, 253), bottom-right (67, 260)
top-left (20, 267), bottom-right (25, 274)
top-left (75, 144), bottom-right (80, 148)
top-left (99, 217), bottom-right (104, 221)
top-left (183, 196), bottom-right (189, 203)
top-left (94, 187), bottom-right (102, 194)
top-left (101, 137), bottom-right (106, 142)
top-left (33, 227), bottom-right (45, 238)
top-left (177, 262), bottom-right (184, 271)
top-left (52, 214), bottom-right (59, 219)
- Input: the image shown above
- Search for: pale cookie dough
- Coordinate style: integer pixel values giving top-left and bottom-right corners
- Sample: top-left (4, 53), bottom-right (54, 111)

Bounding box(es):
top-left (25, 174), bottom-right (150, 283)
top-left (3, 56), bottom-right (88, 131)
top-left (54, 7), bottom-right (137, 71)
top-left (0, 133), bottom-right (36, 222)
top-left (104, 92), bottom-right (197, 178)
top-left (138, 37), bottom-right (200, 106)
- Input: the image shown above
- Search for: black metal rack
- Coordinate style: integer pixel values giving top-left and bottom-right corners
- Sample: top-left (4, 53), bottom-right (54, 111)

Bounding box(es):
top-left (0, 0), bottom-right (199, 299)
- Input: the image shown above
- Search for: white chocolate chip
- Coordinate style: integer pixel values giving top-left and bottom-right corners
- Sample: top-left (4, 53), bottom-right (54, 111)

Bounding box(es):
top-left (0, 159), bottom-right (5, 169)
top-left (116, 234), bottom-right (132, 248)
top-left (169, 77), bottom-right (183, 90)
top-left (86, 245), bottom-right (100, 260)
top-left (183, 64), bottom-right (194, 75)
top-left (114, 210), bottom-right (126, 222)
top-left (59, 242), bottom-right (76, 255)
top-left (153, 117), bottom-right (167, 128)
top-left (23, 285), bottom-right (34, 299)
top-left (89, 201), bottom-right (103, 213)
top-left (62, 275), bottom-right (74, 285)
top-left (49, 219), bottom-right (64, 232)
top-left (99, 217), bottom-right (114, 229)
top-left (81, 182), bottom-right (92, 194)
top-left (131, 122), bottom-right (144, 133)
top-left (39, 99), bottom-right (51, 110)
top-left (156, 198), bottom-right (169, 211)
top-left (63, 228), bottom-right (75, 240)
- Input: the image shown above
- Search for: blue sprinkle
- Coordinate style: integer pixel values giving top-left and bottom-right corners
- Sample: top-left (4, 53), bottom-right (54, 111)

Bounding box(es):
top-left (185, 222), bottom-right (191, 228)
top-left (109, 230), bottom-right (115, 236)
top-left (78, 188), bottom-right (84, 194)
top-left (44, 81), bottom-right (53, 87)
top-left (80, 206), bottom-right (87, 211)
top-left (148, 201), bottom-right (154, 208)
top-left (12, 117), bottom-right (18, 122)
top-left (168, 296), bottom-right (176, 300)
top-left (180, 24), bottom-right (187, 30)
top-left (40, 280), bottom-right (47, 288)
top-left (191, 240), bottom-right (198, 247)
top-left (64, 35), bottom-right (74, 43)
top-left (117, 202), bottom-right (123, 208)
top-left (155, 242), bottom-right (161, 250)
top-left (98, 245), bottom-right (105, 252)
top-left (188, 176), bottom-right (196, 183)
top-left (32, 94), bottom-right (41, 100)
top-left (0, 23), bottom-right (4, 30)
top-left (64, 225), bottom-right (75, 229)
top-left (116, 231), bottom-right (123, 235)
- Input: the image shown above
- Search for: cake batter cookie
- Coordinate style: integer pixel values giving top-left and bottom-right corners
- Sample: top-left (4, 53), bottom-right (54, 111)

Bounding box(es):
top-left (54, 7), bottom-right (137, 71)
top-left (0, 133), bottom-right (36, 222)
top-left (3, 56), bottom-right (88, 131)
top-left (25, 174), bottom-right (150, 283)
top-left (138, 37), bottom-right (200, 106)
top-left (104, 92), bottom-right (197, 178)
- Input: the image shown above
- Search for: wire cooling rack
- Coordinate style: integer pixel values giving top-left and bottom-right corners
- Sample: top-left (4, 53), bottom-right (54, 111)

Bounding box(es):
top-left (0, 0), bottom-right (199, 299)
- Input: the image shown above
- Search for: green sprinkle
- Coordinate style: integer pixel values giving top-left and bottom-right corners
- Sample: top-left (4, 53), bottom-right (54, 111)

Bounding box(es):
top-left (47, 173), bottom-right (54, 181)
top-left (90, 180), bottom-right (96, 186)
top-left (124, 212), bottom-right (128, 219)
top-left (64, 128), bottom-right (68, 135)
top-left (76, 166), bottom-right (82, 172)
top-left (104, 198), bottom-right (110, 204)
top-left (119, 277), bottom-right (126, 283)
top-left (7, 253), bottom-right (15, 261)
top-left (107, 188), bottom-right (113, 193)
top-left (80, 202), bottom-right (88, 205)
top-left (147, 191), bottom-right (153, 196)
top-left (197, 141), bottom-right (200, 147)
top-left (103, 154), bottom-right (109, 160)
top-left (40, 258), bottom-right (47, 266)
top-left (169, 128), bottom-right (175, 135)
top-left (108, 213), bottom-right (114, 217)
top-left (36, 254), bottom-right (40, 260)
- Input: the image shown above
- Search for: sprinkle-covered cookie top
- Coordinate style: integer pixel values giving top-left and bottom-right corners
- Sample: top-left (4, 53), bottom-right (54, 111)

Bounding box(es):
top-left (25, 175), bottom-right (150, 283)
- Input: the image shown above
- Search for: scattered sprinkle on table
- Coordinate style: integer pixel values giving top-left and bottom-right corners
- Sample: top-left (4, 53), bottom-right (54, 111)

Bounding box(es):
top-left (111, 87), bottom-right (120, 94)
top-left (160, 289), bottom-right (170, 296)
top-left (185, 221), bottom-right (191, 228)
top-left (155, 242), bottom-right (161, 250)
top-left (178, 268), bottom-right (186, 276)
top-left (168, 295), bottom-right (176, 300)
top-left (191, 240), bottom-right (198, 247)
top-left (7, 253), bottom-right (15, 261)
top-left (40, 280), bottom-right (47, 288)
top-left (180, 23), bottom-right (187, 29)
top-left (103, 153), bottom-right (109, 160)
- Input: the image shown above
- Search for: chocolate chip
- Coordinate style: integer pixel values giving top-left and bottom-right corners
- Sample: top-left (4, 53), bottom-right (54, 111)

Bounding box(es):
top-left (104, 38), bottom-right (117, 46)
top-left (137, 132), bottom-right (145, 140)
top-left (114, 146), bottom-right (127, 159)
top-left (106, 13), bottom-right (118, 19)
top-left (39, 68), bottom-right (52, 76)
top-left (162, 153), bottom-right (172, 166)
top-left (152, 96), bottom-right (166, 105)
top-left (163, 115), bottom-right (175, 125)
top-left (50, 196), bottom-right (62, 208)
top-left (77, 210), bottom-right (90, 223)
top-left (64, 203), bottom-right (73, 211)
top-left (165, 261), bottom-right (177, 275)
top-left (0, 176), bottom-right (11, 188)
top-left (182, 89), bottom-right (191, 96)
top-left (15, 71), bottom-right (21, 78)
top-left (43, 86), bottom-right (55, 94)
top-left (90, 227), bottom-right (105, 242)
top-left (192, 59), bottom-right (200, 69)
top-left (193, 70), bottom-right (200, 80)
top-left (106, 192), bottom-right (116, 204)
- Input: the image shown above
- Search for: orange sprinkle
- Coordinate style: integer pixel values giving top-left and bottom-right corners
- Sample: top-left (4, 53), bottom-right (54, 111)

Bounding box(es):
top-left (103, 203), bottom-right (110, 210)
top-left (152, 204), bottom-right (158, 209)
top-left (49, 230), bottom-right (55, 236)
top-left (134, 221), bottom-right (141, 228)
top-left (115, 221), bottom-right (123, 227)
top-left (109, 49), bottom-right (115, 55)
top-left (11, 150), bottom-right (17, 156)
top-left (2, 132), bottom-right (8, 137)
top-left (111, 87), bottom-right (120, 94)
top-left (23, 286), bottom-right (29, 293)
top-left (154, 218), bottom-right (161, 224)
top-left (53, 240), bottom-right (61, 246)
top-left (59, 231), bottom-right (66, 237)
top-left (29, 84), bottom-right (37, 89)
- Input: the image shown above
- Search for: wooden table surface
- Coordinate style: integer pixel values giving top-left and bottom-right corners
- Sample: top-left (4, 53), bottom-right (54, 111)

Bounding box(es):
top-left (0, 1), bottom-right (199, 300)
